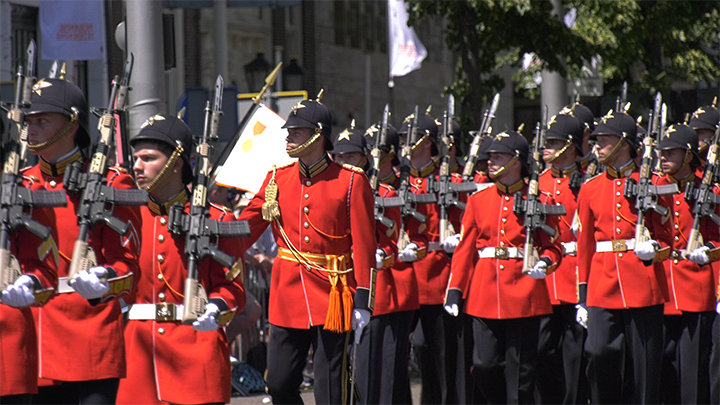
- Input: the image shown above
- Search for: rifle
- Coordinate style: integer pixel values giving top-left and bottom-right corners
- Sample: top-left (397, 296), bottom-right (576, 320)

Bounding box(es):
top-left (370, 105), bottom-right (404, 230)
top-left (463, 93), bottom-right (500, 181)
top-left (615, 81), bottom-right (627, 113)
top-left (0, 45), bottom-right (68, 291)
top-left (623, 93), bottom-right (679, 245)
top-left (48, 60), bottom-right (59, 79)
top-left (114, 54), bottom-right (134, 170)
top-left (684, 124), bottom-right (720, 257)
top-left (430, 95), bottom-right (477, 242)
top-left (514, 106), bottom-right (567, 274)
top-left (396, 106), bottom-right (436, 250)
top-left (64, 63), bottom-right (148, 281)
top-left (167, 75), bottom-right (251, 324)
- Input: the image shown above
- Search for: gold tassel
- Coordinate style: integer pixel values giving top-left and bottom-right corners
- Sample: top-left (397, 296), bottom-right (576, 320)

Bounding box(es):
top-left (341, 275), bottom-right (353, 332)
top-left (324, 273), bottom-right (343, 333)
top-left (262, 166), bottom-right (281, 222)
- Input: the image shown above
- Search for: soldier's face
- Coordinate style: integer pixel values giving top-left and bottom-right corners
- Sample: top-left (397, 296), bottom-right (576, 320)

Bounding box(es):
top-left (333, 152), bottom-right (367, 168)
top-left (595, 135), bottom-right (621, 163)
top-left (132, 141), bottom-right (170, 188)
top-left (488, 152), bottom-right (518, 179)
top-left (286, 127), bottom-right (315, 151)
top-left (25, 112), bottom-right (77, 156)
top-left (660, 148), bottom-right (687, 176)
top-left (543, 139), bottom-right (568, 161)
top-left (696, 129), bottom-right (714, 147)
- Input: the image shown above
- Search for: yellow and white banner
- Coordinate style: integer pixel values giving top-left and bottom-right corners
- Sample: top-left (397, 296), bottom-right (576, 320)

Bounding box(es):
top-left (215, 104), bottom-right (295, 194)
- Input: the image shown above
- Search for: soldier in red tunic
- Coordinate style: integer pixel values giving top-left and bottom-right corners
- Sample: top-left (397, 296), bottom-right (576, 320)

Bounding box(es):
top-left (534, 113), bottom-right (589, 405)
top-left (21, 78), bottom-right (141, 404)
top-left (335, 123), bottom-right (417, 403)
top-left (116, 115), bottom-right (245, 404)
top-left (654, 124), bottom-right (718, 404)
top-left (444, 130), bottom-right (562, 404)
top-left (576, 112), bottom-right (672, 404)
top-left (237, 99), bottom-right (376, 404)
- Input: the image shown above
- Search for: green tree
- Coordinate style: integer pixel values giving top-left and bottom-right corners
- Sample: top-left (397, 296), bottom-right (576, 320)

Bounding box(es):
top-left (407, 0), bottom-right (720, 130)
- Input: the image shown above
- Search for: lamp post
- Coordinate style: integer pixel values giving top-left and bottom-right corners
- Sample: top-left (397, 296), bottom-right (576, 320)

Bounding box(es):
top-left (244, 50), bottom-right (271, 93)
top-left (283, 56), bottom-right (305, 91)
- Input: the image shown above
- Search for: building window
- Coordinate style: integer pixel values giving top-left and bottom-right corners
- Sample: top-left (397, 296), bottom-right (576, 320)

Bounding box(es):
top-left (11, 4), bottom-right (38, 75)
top-left (334, 0), bottom-right (388, 54)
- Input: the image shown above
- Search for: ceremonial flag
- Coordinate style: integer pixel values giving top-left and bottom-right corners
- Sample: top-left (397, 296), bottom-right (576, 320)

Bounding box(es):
top-left (388, 0), bottom-right (427, 77)
top-left (40, 0), bottom-right (106, 60)
top-left (214, 104), bottom-right (295, 195)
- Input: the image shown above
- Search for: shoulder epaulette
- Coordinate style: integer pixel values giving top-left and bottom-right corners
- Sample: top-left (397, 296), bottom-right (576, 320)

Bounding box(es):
top-left (109, 166), bottom-right (128, 174)
top-left (470, 182), bottom-right (495, 196)
top-left (341, 163), bottom-right (365, 174)
top-left (209, 202), bottom-right (231, 215)
top-left (540, 167), bottom-right (551, 175)
top-left (583, 172), bottom-right (603, 183)
top-left (22, 174), bottom-right (37, 185)
top-left (268, 161), bottom-right (295, 173)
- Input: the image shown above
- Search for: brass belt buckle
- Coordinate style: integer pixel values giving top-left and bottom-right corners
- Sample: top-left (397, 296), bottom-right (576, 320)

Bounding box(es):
top-left (156, 303), bottom-right (176, 322)
top-left (495, 247), bottom-right (509, 259)
top-left (612, 240), bottom-right (627, 252)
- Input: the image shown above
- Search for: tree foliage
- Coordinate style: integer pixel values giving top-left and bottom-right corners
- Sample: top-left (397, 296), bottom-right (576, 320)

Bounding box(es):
top-left (407, 0), bottom-right (720, 129)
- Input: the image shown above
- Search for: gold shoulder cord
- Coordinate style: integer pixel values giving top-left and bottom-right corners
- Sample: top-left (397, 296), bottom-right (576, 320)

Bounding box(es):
top-left (263, 165), bottom-right (354, 333)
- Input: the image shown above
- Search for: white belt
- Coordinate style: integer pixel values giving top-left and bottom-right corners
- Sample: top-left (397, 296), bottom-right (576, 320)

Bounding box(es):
top-left (428, 241), bottom-right (442, 252)
top-left (561, 241), bottom-right (577, 256)
top-left (127, 303), bottom-right (184, 322)
top-left (596, 239), bottom-right (636, 253)
top-left (478, 247), bottom-right (524, 259)
top-left (57, 277), bottom-right (74, 294)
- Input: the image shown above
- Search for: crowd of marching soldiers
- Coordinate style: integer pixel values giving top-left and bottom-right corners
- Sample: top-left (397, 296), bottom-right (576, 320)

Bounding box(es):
top-left (3, 64), bottom-right (720, 405)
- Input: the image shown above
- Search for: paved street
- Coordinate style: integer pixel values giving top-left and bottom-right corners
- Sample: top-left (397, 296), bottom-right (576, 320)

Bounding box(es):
top-left (231, 379), bottom-right (423, 405)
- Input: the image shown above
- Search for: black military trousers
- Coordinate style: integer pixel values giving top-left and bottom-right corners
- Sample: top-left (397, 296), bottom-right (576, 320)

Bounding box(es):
top-left (33, 378), bottom-right (119, 404)
top-left (471, 315), bottom-right (542, 404)
top-left (355, 310), bottom-right (413, 404)
top-left (535, 304), bottom-right (588, 405)
top-left (711, 312), bottom-right (720, 404)
top-left (411, 304), bottom-right (460, 404)
top-left (660, 311), bottom-right (714, 404)
top-left (585, 305), bottom-right (664, 404)
top-left (266, 324), bottom-right (348, 405)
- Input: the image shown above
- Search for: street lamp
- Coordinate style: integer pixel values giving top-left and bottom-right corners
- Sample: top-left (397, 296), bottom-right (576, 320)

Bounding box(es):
top-left (244, 50), bottom-right (271, 93)
top-left (283, 56), bottom-right (305, 91)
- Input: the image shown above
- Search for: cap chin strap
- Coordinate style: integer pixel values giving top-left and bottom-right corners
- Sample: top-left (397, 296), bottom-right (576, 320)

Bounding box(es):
top-left (27, 110), bottom-right (78, 153)
top-left (287, 128), bottom-right (322, 158)
top-left (411, 134), bottom-right (429, 152)
top-left (379, 149), bottom-right (395, 165)
top-left (544, 139), bottom-right (573, 163)
top-left (489, 152), bottom-right (519, 179)
top-left (699, 142), bottom-right (709, 164)
top-left (598, 136), bottom-right (626, 165)
top-left (140, 141), bottom-right (184, 193)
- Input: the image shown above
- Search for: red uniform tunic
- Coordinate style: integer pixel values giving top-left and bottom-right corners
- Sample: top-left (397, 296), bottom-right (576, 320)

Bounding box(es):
top-left (447, 181), bottom-right (561, 319)
top-left (538, 167), bottom-right (581, 304)
top-left (238, 159), bottom-right (376, 328)
top-left (26, 152), bottom-right (141, 382)
top-left (577, 167), bottom-right (671, 309)
top-left (0, 195), bottom-right (58, 396)
top-left (373, 183), bottom-right (419, 316)
top-left (659, 175), bottom-right (719, 314)
top-left (117, 195), bottom-right (245, 405)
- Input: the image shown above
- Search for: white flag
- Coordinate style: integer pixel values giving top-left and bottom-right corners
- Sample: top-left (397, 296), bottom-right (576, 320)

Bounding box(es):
top-left (388, 0), bottom-right (427, 77)
top-left (40, 0), bottom-right (106, 61)
top-left (214, 104), bottom-right (295, 195)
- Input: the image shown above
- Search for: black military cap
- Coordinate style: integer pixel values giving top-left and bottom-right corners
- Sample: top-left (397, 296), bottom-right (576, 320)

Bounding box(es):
top-left (591, 111), bottom-right (638, 148)
top-left (487, 131), bottom-right (529, 168)
top-left (399, 113), bottom-right (438, 142)
top-left (436, 120), bottom-right (464, 155)
top-left (476, 135), bottom-right (494, 161)
top-left (569, 103), bottom-right (595, 131)
top-left (547, 113), bottom-right (583, 154)
top-left (689, 105), bottom-right (720, 131)
top-left (282, 99), bottom-right (333, 149)
top-left (22, 78), bottom-right (90, 148)
top-left (657, 124), bottom-right (699, 157)
top-left (130, 114), bottom-right (194, 185)
top-left (365, 123), bottom-right (400, 165)
top-left (332, 126), bottom-right (366, 155)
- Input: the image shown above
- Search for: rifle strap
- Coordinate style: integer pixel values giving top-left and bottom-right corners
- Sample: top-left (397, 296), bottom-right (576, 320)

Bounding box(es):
top-left (27, 110), bottom-right (78, 153)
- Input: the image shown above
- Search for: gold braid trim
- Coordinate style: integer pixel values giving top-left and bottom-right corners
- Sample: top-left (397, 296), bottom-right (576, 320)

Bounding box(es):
top-left (287, 129), bottom-right (322, 158)
top-left (28, 110), bottom-right (78, 152)
top-left (141, 142), bottom-right (184, 192)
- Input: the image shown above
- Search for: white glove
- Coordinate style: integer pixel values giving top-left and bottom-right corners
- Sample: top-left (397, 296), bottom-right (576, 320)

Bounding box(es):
top-left (634, 240), bottom-right (658, 261)
top-left (444, 303), bottom-right (459, 317)
top-left (526, 260), bottom-right (548, 279)
top-left (398, 243), bottom-right (419, 263)
top-left (689, 246), bottom-right (710, 265)
top-left (442, 234), bottom-right (461, 254)
top-left (575, 304), bottom-right (588, 329)
top-left (1, 275), bottom-right (36, 308)
top-left (716, 301), bottom-right (720, 315)
top-left (352, 308), bottom-right (371, 344)
top-left (70, 266), bottom-right (109, 299)
top-left (193, 303), bottom-right (220, 332)
top-left (375, 249), bottom-right (386, 269)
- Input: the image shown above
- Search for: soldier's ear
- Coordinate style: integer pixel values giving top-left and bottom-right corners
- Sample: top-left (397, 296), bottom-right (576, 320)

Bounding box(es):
top-left (173, 156), bottom-right (184, 174)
